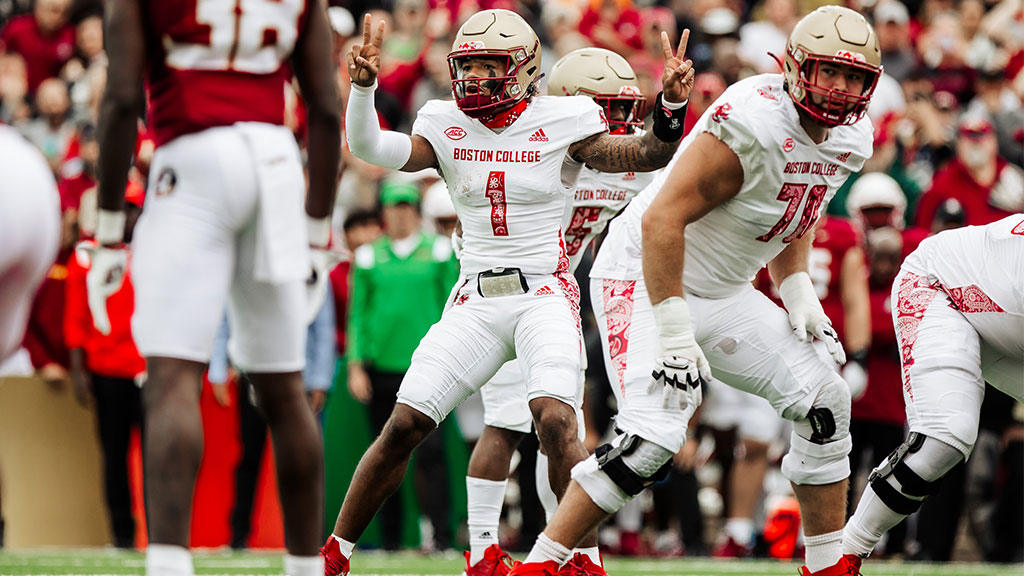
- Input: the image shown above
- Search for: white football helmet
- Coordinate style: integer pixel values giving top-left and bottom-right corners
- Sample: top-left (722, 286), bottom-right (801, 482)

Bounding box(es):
top-left (784, 6), bottom-right (882, 127)
top-left (847, 172), bottom-right (906, 230)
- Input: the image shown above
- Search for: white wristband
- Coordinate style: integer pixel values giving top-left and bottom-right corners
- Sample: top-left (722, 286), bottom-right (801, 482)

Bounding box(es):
top-left (662, 97), bottom-right (688, 109)
top-left (95, 209), bottom-right (126, 246)
top-left (778, 272), bottom-right (820, 311)
top-left (651, 296), bottom-right (695, 355)
top-left (307, 216), bottom-right (331, 248)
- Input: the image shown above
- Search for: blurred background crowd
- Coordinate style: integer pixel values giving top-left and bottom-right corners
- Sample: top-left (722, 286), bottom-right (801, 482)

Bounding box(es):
top-left (0, 0), bottom-right (1020, 565)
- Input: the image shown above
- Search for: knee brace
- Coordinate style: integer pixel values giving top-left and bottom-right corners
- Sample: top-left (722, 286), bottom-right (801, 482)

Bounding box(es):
top-left (782, 375), bottom-right (853, 485)
top-left (868, 432), bottom-right (962, 515)
top-left (571, 433), bottom-right (674, 513)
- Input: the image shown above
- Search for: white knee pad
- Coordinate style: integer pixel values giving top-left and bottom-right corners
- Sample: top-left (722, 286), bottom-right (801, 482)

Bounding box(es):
top-left (570, 433), bottom-right (674, 513)
top-left (781, 374), bottom-right (852, 485)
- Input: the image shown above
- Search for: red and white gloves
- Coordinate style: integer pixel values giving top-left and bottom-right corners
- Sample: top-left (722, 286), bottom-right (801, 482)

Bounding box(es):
top-left (778, 272), bottom-right (846, 365)
top-left (649, 296), bottom-right (711, 411)
top-left (84, 210), bottom-right (128, 335)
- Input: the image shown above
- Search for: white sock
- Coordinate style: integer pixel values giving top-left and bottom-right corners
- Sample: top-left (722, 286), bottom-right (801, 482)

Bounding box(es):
top-left (146, 544), bottom-right (193, 576)
top-left (467, 476), bottom-right (507, 564)
top-left (534, 452), bottom-right (558, 523)
top-left (284, 554), bottom-right (324, 576)
top-left (804, 529), bottom-right (843, 573)
top-left (843, 484), bottom-right (906, 558)
top-left (572, 546), bottom-right (601, 565)
top-left (524, 532), bottom-right (571, 565)
top-left (332, 534), bottom-right (356, 558)
top-left (724, 518), bottom-right (755, 547)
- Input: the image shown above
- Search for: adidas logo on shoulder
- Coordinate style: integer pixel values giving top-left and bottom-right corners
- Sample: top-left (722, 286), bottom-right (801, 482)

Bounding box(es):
top-left (528, 129), bottom-right (549, 142)
top-left (836, 152), bottom-right (851, 163)
top-left (534, 286), bottom-right (554, 296)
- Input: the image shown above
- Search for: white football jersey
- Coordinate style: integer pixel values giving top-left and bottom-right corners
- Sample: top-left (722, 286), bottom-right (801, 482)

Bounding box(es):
top-left (902, 214), bottom-right (1024, 358)
top-left (591, 74), bottom-right (873, 298)
top-left (564, 165), bottom-right (657, 273)
top-left (413, 96), bottom-right (607, 276)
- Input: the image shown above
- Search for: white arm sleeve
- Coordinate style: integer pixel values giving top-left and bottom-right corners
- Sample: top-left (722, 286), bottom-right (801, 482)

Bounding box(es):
top-left (345, 82), bottom-right (413, 170)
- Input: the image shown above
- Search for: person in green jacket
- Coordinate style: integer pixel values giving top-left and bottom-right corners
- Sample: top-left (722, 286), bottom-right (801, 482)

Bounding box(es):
top-left (345, 180), bottom-right (456, 550)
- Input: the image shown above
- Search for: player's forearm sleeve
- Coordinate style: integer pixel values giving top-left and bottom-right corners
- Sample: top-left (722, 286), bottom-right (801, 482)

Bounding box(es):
top-left (345, 82), bottom-right (412, 170)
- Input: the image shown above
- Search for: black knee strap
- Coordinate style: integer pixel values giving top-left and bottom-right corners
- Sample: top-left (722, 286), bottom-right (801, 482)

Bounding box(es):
top-left (868, 433), bottom-right (941, 515)
top-left (594, 434), bottom-right (672, 496)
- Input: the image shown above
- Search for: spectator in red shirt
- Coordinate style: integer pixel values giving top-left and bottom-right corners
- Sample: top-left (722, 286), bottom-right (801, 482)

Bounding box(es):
top-left (0, 0), bottom-right (74, 94)
top-left (916, 116), bottom-right (1024, 229)
top-left (579, 0), bottom-right (644, 56)
top-left (65, 185), bottom-right (145, 549)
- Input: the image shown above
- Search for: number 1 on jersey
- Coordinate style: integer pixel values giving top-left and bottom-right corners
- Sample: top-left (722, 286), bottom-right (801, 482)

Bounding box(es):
top-left (486, 171), bottom-right (508, 237)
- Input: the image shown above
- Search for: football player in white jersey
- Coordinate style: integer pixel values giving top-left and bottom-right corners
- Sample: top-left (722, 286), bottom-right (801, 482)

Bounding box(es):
top-left (844, 215), bottom-right (1024, 568)
top-left (510, 7), bottom-right (882, 576)
top-left (322, 12), bottom-right (694, 576)
top-left (461, 48), bottom-right (658, 576)
top-left (0, 126), bottom-right (60, 364)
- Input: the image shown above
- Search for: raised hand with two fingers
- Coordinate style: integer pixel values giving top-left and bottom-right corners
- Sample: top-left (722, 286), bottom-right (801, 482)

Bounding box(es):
top-left (348, 13), bottom-right (385, 88)
top-left (660, 29), bottom-right (696, 103)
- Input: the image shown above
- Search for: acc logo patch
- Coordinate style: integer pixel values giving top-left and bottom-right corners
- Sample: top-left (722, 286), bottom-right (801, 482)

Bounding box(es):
top-left (783, 138), bottom-right (796, 152)
top-left (445, 126), bottom-right (467, 140)
top-left (155, 168), bottom-right (177, 196)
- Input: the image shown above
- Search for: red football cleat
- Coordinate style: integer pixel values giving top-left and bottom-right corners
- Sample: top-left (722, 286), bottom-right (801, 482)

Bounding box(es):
top-left (557, 553), bottom-right (607, 576)
top-left (712, 535), bottom-right (754, 558)
top-left (507, 560), bottom-right (560, 576)
top-left (798, 554), bottom-right (863, 576)
top-left (464, 544), bottom-right (517, 576)
top-left (320, 536), bottom-right (350, 576)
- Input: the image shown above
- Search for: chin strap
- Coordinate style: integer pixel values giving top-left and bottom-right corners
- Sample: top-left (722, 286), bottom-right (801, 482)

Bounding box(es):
top-left (481, 98), bottom-right (529, 129)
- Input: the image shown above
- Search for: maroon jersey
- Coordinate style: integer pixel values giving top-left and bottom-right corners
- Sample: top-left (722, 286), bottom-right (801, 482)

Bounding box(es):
top-left (142, 0), bottom-right (309, 147)
top-left (809, 216), bottom-right (861, 342)
top-left (851, 285), bottom-right (905, 426)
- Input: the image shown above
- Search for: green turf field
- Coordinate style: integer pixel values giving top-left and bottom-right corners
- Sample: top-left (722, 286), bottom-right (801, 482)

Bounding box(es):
top-left (0, 550), bottom-right (1021, 576)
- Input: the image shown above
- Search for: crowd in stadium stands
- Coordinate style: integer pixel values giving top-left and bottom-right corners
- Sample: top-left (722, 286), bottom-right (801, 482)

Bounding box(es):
top-left (0, 0), bottom-right (1020, 564)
